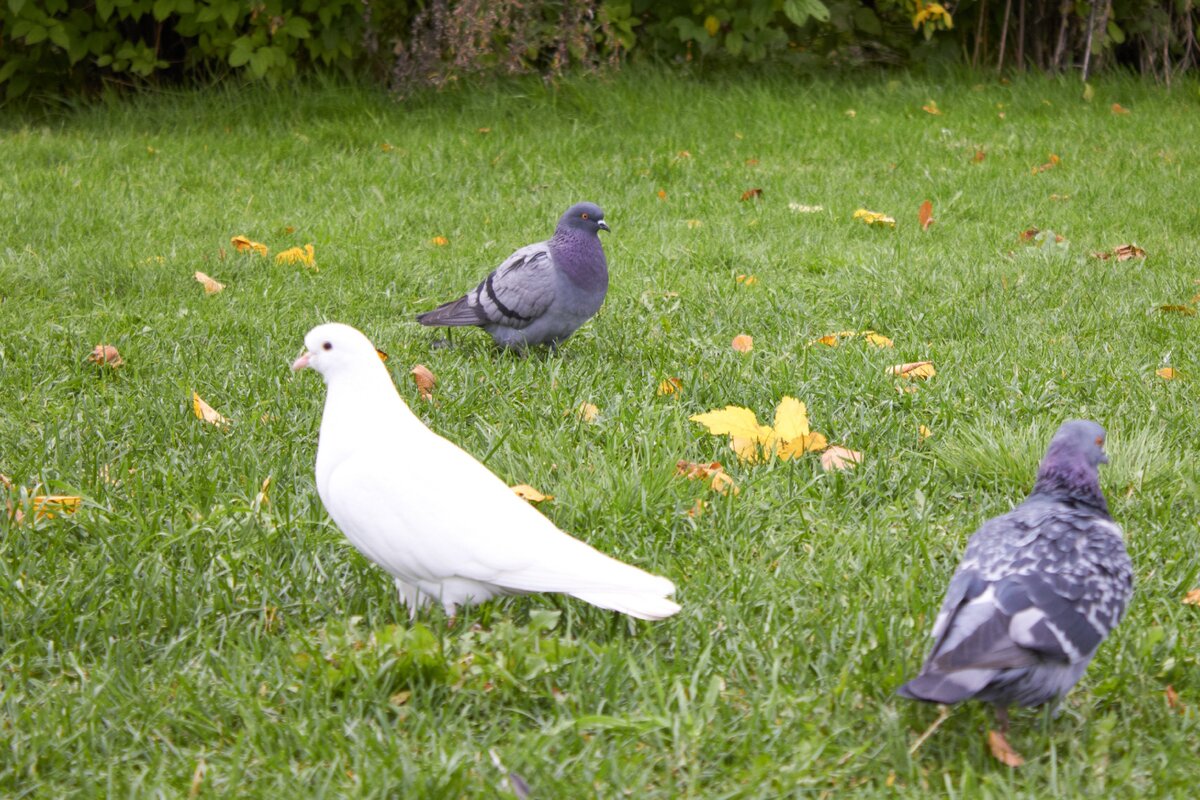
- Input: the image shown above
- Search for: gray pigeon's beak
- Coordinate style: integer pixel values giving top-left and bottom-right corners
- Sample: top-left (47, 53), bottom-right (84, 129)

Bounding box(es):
top-left (597, 220), bottom-right (610, 233)
top-left (291, 350), bottom-right (311, 371)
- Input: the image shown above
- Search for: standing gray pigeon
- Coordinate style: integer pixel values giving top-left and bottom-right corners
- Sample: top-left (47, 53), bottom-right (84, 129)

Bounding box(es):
top-left (415, 202), bottom-right (609, 351)
top-left (898, 420), bottom-right (1132, 750)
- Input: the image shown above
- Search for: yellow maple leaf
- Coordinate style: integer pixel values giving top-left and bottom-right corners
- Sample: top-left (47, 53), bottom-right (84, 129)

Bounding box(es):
top-left (1156, 367), bottom-right (1178, 380)
top-left (276, 244), bottom-right (316, 268)
top-left (194, 271), bottom-right (225, 294)
top-left (691, 397), bottom-right (827, 464)
top-left (888, 361), bottom-right (936, 379)
top-left (770, 397), bottom-right (827, 459)
top-left (32, 495), bottom-right (83, 520)
top-left (511, 484), bottom-right (553, 503)
top-left (853, 208), bottom-right (896, 228)
top-left (657, 377), bottom-right (683, 396)
top-left (192, 391), bottom-right (230, 427)
top-left (230, 235), bottom-right (268, 256)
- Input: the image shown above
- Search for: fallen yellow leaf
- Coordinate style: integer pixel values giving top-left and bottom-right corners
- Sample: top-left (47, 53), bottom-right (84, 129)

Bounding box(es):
top-left (511, 484), bottom-right (553, 503)
top-left (888, 361), bottom-right (936, 380)
top-left (276, 244), bottom-right (316, 269)
top-left (192, 391), bottom-right (230, 427)
top-left (255, 476), bottom-right (272, 507)
top-left (736, 274), bottom-right (758, 285)
top-left (431, 236), bottom-right (449, 246)
top-left (1111, 103), bottom-right (1130, 115)
top-left (690, 397), bottom-right (827, 464)
top-left (657, 377), bottom-right (683, 396)
top-left (686, 219), bottom-right (703, 229)
top-left (687, 497), bottom-right (707, 517)
top-left (411, 364), bottom-right (436, 399)
top-left (375, 349), bottom-right (389, 362)
top-left (230, 235), bottom-right (268, 256)
top-left (820, 446), bottom-right (862, 471)
top-left (740, 188), bottom-right (763, 202)
top-left (380, 142), bottom-right (394, 152)
top-left (919, 425), bottom-right (933, 439)
top-left (88, 344), bottom-right (124, 367)
top-left (576, 402), bottom-right (599, 423)
top-left (1157, 367), bottom-right (1179, 380)
top-left (987, 729), bottom-right (1025, 767)
top-left (862, 331), bottom-right (894, 348)
top-left (656, 189), bottom-right (667, 201)
top-left (1031, 153), bottom-right (1061, 174)
top-left (770, 397), bottom-right (827, 460)
top-left (675, 460), bottom-right (738, 495)
top-left (194, 271), bottom-right (225, 294)
top-left (731, 334), bottom-right (754, 353)
top-left (921, 100), bottom-right (941, 115)
top-left (32, 495), bottom-right (83, 520)
top-left (853, 208), bottom-right (896, 228)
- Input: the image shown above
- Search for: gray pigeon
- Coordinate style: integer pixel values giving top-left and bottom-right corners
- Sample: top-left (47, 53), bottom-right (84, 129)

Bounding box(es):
top-left (415, 202), bottom-right (609, 350)
top-left (898, 420), bottom-right (1132, 735)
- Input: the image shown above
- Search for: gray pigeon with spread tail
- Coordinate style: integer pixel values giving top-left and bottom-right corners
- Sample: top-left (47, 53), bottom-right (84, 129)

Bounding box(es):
top-left (416, 202), bottom-right (609, 351)
top-left (898, 420), bottom-right (1132, 752)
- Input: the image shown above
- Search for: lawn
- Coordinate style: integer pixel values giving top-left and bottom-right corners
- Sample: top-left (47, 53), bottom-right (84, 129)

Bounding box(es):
top-left (1, 69), bottom-right (1198, 797)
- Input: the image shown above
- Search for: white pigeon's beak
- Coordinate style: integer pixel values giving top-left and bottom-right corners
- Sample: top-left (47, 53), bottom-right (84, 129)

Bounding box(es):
top-left (291, 350), bottom-right (312, 371)
top-left (597, 220), bottom-right (610, 233)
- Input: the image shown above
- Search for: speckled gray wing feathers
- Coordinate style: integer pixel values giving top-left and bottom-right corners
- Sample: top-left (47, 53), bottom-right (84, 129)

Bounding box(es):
top-left (415, 244), bottom-right (555, 330)
top-left (899, 497), bottom-right (1132, 706)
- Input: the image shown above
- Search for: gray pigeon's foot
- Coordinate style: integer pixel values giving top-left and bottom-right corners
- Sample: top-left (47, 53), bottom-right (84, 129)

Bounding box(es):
top-left (994, 704), bottom-right (1011, 733)
top-left (430, 337), bottom-right (456, 350)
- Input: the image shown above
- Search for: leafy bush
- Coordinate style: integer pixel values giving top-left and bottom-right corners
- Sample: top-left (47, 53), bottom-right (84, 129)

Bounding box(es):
top-left (1, 0), bottom-right (1198, 101)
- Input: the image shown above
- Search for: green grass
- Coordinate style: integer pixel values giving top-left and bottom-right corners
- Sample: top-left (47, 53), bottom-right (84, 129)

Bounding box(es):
top-left (2, 69), bottom-right (1199, 797)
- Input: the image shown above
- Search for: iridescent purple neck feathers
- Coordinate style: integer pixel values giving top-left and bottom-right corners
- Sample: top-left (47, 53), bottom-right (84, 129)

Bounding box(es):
top-left (1031, 444), bottom-right (1108, 513)
top-left (549, 226), bottom-right (608, 292)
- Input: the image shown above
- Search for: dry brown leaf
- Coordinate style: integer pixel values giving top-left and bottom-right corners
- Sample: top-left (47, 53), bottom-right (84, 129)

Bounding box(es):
top-left (921, 100), bottom-right (941, 115)
top-left (1166, 685), bottom-right (1183, 711)
top-left (192, 391), bottom-right (230, 427)
top-left (740, 188), bottom-right (763, 202)
top-left (88, 344), bottom-right (124, 367)
top-left (820, 446), bottom-right (862, 471)
top-left (32, 495), bottom-right (83, 520)
top-left (888, 361), bottom-right (936, 380)
top-left (1031, 153), bottom-right (1061, 174)
top-left (477, 127), bottom-right (491, 134)
top-left (657, 377), bottom-right (683, 396)
top-left (731, 334), bottom-right (754, 353)
top-left (0, 473), bottom-right (12, 490)
top-left (1020, 227), bottom-right (1040, 242)
top-left (987, 730), bottom-right (1025, 767)
top-left (375, 349), bottom-right (389, 362)
top-left (1111, 103), bottom-right (1130, 115)
top-left (1158, 305), bottom-right (1196, 316)
top-left (744, 157), bottom-right (759, 166)
top-left (1182, 588), bottom-right (1200, 605)
top-left (972, 149), bottom-right (986, 163)
top-left (687, 497), bottom-right (706, 517)
top-left (194, 271), bottom-right (225, 294)
top-left (656, 189), bottom-right (667, 201)
top-left (511, 484), bottom-right (553, 503)
top-left (576, 402), bottom-right (599, 423)
top-left (411, 364), bottom-right (436, 400)
top-left (255, 476), bottom-right (272, 507)
top-left (918, 200), bottom-right (934, 231)
top-left (1114, 244), bottom-right (1146, 260)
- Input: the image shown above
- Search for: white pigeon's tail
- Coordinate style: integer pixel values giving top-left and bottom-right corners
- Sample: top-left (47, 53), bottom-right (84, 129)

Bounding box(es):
top-left (570, 589), bottom-right (681, 620)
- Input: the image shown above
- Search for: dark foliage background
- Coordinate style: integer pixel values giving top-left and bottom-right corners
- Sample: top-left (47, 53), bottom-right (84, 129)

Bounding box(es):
top-left (2, 0), bottom-right (1197, 100)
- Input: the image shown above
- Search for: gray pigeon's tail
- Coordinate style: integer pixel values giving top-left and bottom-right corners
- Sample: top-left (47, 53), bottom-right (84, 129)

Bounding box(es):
top-left (416, 295), bottom-right (486, 328)
top-left (897, 668), bottom-right (995, 705)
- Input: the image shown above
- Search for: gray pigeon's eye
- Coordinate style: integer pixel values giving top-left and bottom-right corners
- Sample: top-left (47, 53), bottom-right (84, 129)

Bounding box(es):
top-left (323, 342), bottom-right (333, 351)
top-left (580, 212), bottom-right (589, 220)
top-left (1095, 436), bottom-right (1104, 446)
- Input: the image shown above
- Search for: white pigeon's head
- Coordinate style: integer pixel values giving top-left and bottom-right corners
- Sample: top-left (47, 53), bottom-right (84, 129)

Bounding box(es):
top-left (292, 322), bottom-right (383, 382)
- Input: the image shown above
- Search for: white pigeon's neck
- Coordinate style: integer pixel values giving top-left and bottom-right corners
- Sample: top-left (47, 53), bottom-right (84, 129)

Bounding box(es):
top-left (316, 364), bottom-right (422, 472)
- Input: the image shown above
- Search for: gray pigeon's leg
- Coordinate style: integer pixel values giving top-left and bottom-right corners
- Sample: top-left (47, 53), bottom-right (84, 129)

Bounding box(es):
top-left (994, 704), bottom-right (1011, 733)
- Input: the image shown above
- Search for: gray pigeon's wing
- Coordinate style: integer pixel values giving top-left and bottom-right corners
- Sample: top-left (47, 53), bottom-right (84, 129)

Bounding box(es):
top-left (415, 243), bottom-right (556, 329)
top-left (470, 243), bottom-right (556, 329)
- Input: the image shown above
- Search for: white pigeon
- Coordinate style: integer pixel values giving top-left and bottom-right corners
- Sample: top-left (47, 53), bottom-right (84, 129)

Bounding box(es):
top-left (292, 322), bottom-right (681, 620)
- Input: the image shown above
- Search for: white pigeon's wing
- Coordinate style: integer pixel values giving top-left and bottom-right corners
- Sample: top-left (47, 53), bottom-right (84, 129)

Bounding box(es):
top-left (320, 430), bottom-right (673, 600)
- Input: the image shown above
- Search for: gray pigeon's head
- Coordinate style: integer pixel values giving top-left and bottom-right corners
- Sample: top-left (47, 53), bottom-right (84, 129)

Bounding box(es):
top-left (292, 322), bottom-right (384, 383)
top-left (1044, 419), bottom-right (1109, 468)
top-left (558, 202), bottom-right (609, 236)
top-left (1032, 419), bottom-right (1110, 508)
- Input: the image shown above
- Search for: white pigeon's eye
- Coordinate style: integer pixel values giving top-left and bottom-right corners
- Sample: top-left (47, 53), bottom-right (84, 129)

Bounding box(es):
top-left (580, 212), bottom-right (589, 220)
top-left (323, 341), bottom-right (333, 351)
